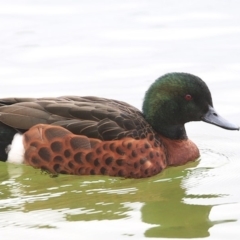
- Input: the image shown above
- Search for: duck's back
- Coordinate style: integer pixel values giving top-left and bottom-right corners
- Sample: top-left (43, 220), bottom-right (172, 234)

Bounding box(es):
top-left (0, 96), bottom-right (153, 141)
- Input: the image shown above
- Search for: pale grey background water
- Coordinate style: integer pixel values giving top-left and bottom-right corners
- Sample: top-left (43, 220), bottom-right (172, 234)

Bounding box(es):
top-left (0, 1), bottom-right (240, 239)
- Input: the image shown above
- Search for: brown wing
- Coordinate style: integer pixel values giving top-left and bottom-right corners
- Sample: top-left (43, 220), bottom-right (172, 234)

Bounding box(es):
top-left (0, 96), bottom-right (152, 141)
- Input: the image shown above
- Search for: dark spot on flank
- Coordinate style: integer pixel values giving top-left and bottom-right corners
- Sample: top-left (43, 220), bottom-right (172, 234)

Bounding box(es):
top-left (145, 143), bottom-right (150, 149)
top-left (90, 169), bottom-right (95, 175)
top-left (64, 149), bottom-right (71, 158)
top-left (127, 142), bottom-right (132, 149)
top-left (68, 161), bottom-right (74, 169)
top-left (131, 150), bottom-right (137, 158)
top-left (51, 141), bottom-right (63, 153)
top-left (74, 152), bottom-right (83, 164)
top-left (53, 164), bottom-right (61, 172)
top-left (78, 167), bottom-right (85, 175)
top-left (149, 151), bottom-right (154, 159)
top-left (116, 159), bottom-right (124, 166)
top-left (116, 146), bottom-right (124, 155)
top-left (100, 167), bottom-right (107, 175)
top-left (86, 152), bottom-right (94, 163)
top-left (96, 147), bottom-right (102, 155)
top-left (140, 158), bottom-right (147, 165)
top-left (103, 144), bottom-right (109, 150)
top-left (38, 147), bottom-right (51, 162)
top-left (134, 162), bottom-right (138, 169)
top-left (118, 170), bottom-right (124, 177)
top-left (154, 141), bottom-right (159, 148)
top-left (144, 169), bottom-right (149, 175)
top-left (109, 143), bottom-right (115, 151)
top-left (31, 156), bottom-right (41, 165)
top-left (53, 156), bottom-right (64, 162)
top-left (156, 152), bottom-right (160, 157)
top-left (94, 158), bottom-right (100, 167)
top-left (105, 157), bottom-right (113, 165)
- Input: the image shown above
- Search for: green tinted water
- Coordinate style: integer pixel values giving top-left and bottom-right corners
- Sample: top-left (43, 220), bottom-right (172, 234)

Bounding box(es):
top-left (0, 161), bottom-right (204, 238)
top-left (1, 129), bottom-right (239, 239)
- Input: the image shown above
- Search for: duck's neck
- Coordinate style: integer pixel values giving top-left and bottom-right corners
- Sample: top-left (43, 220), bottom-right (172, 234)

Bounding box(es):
top-left (156, 124), bottom-right (187, 140)
top-left (160, 135), bottom-right (200, 166)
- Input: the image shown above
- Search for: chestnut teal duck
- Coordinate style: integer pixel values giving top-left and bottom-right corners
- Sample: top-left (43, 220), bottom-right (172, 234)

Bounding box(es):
top-left (1, 72), bottom-right (238, 178)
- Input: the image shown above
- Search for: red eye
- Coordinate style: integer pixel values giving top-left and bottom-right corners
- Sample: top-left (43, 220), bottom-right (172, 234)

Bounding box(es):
top-left (185, 94), bottom-right (192, 101)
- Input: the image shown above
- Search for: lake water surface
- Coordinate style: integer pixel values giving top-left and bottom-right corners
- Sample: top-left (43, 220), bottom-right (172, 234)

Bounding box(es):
top-left (0, 1), bottom-right (240, 239)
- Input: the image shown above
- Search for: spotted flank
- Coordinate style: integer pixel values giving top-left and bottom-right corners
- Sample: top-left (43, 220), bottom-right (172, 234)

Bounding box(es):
top-left (0, 72), bottom-right (238, 178)
top-left (22, 124), bottom-right (166, 178)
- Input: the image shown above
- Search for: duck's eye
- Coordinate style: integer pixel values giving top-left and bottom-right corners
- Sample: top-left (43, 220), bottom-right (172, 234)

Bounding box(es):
top-left (184, 94), bottom-right (192, 101)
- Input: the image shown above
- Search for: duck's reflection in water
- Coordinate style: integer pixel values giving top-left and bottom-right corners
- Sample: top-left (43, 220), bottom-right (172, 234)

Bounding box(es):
top-left (141, 160), bottom-right (235, 238)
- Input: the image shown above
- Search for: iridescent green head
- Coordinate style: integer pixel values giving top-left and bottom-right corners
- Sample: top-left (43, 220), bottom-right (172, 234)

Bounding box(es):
top-left (143, 72), bottom-right (239, 139)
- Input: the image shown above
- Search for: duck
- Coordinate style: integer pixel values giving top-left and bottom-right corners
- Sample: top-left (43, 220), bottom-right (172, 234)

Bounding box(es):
top-left (0, 72), bottom-right (238, 178)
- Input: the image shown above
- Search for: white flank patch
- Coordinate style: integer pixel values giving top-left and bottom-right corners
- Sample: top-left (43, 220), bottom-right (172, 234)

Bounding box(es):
top-left (7, 133), bottom-right (25, 164)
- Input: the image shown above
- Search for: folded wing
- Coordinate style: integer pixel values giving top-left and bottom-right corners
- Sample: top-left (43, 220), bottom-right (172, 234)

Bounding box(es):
top-left (0, 96), bottom-right (152, 141)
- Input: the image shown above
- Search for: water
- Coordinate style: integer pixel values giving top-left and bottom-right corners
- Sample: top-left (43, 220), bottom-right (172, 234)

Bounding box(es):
top-left (0, 0), bottom-right (240, 239)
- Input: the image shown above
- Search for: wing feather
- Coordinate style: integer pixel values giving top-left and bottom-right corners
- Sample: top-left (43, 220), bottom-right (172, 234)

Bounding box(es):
top-left (0, 96), bottom-right (150, 140)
